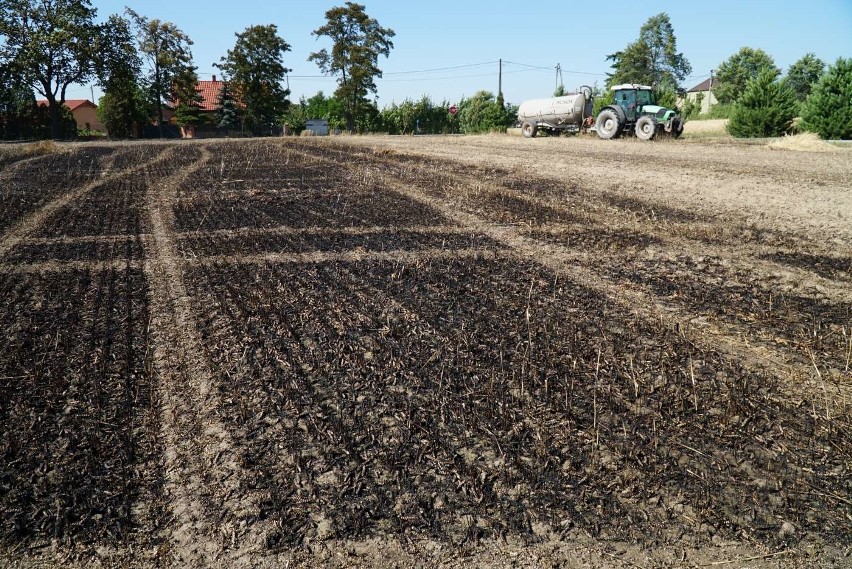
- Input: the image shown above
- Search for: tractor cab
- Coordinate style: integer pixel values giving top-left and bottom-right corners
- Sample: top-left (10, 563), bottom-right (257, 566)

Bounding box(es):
top-left (611, 85), bottom-right (655, 122)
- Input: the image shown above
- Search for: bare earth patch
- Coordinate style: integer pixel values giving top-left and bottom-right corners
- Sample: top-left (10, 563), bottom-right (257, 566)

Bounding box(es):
top-left (1, 136), bottom-right (850, 568)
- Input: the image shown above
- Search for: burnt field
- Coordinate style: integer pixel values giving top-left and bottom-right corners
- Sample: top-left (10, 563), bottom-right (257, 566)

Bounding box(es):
top-left (0, 137), bottom-right (850, 568)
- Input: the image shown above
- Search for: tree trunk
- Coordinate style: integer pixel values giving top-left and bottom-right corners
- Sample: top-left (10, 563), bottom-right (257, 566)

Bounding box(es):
top-left (155, 62), bottom-right (164, 138)
top-left (49, 101), bottom-right (62, 140)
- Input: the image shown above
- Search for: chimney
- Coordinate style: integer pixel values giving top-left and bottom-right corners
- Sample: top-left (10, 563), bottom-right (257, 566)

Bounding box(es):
top-left (212, 75), bottom-right (216, 82)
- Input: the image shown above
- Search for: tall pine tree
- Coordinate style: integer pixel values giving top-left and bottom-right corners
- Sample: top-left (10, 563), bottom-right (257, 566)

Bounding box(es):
top-left (727, 67), bottom-right (797, 138)
top-left (215, 81), bottom-right (241, 132)
top-left (800, 58), bottom-right (852, 140)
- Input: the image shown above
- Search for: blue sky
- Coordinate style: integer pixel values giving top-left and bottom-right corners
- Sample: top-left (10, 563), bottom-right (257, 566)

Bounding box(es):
top-left (70, 0), bottom-right (852, 107)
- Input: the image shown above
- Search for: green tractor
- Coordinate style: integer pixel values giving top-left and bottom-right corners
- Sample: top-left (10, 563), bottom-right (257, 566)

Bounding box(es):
top-left (594, 84), bottom-right (684, 141)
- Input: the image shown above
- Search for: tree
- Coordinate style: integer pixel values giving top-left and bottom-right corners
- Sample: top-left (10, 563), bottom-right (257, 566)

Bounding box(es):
top-left (799, 58), bottom-right (852, 140)
top-left (172, 67), bottom-right (204, 133)
top-left (457, 91), bottom-right (513, 134)
top-left (126, 9), bottom-right (196, 138)
top-left (97, 88), bottom-right (147, 138)
top-left (727, 67), bottom-right (796, 138)
top-left (216, 24), bottom-right (291, 135)
top-left (0, 0), bottom-right (99, 138)
top-left (309, 2), bottom-right (395, 132)
top-left (714, 47), bottom-right (778, 104)
top-left (215, 82), bottom-right (241, 132)
top-left (95, 14), bottom-right (145, 138)
top-left (0, 64), bottom-right (39, 139)
top-left (606, 13), bottom-right (691, 89)
top-left (785, 53), bottom-right (825, 102)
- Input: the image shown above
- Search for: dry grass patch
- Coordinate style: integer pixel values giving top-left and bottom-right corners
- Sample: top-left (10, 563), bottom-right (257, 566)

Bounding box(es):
top-left (767, 132), bottom-right (842, 153)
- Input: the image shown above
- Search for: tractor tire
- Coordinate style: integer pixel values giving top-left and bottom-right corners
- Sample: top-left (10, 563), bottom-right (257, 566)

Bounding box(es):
top-left (522, 121), bottom-right (538, 138)
top-left (671, 117), bottom-right (684, 139)
top-left (595, 109), bottom-right (622, 140)
top-left (635, 116), bottom-right (657, 141)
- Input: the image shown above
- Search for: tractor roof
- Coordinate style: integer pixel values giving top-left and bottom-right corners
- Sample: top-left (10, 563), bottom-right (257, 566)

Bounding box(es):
top-left (610, 84), bottom-right (653, 91)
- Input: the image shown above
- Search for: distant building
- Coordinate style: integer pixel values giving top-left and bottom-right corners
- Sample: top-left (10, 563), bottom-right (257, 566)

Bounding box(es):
top-left (685, 78), bottom-right (718, 114)
top-left (37, 99), bottom-right (104, 132)
top-left (195, 75), bottom-right (226, 115)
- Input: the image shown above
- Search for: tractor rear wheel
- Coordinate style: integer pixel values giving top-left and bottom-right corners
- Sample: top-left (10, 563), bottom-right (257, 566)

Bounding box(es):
top-left (635, 116), bottom-right (656, 141)
top-left (522, 121), bottom-right (538, 138)
top-left (595, 109), bottom-right (622, 140)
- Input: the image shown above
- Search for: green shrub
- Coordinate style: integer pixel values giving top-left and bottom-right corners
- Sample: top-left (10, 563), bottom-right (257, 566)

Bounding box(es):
top-left (799, 57), bottom-right (852, 140)
top-left (727, 68), bottom-right (796, 137)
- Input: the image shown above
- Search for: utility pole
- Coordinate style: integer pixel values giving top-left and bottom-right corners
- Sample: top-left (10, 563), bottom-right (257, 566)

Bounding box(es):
top-left (497, 58), bottom-right (504, 107)
top-left (707, 69), bottom-right (714, 113)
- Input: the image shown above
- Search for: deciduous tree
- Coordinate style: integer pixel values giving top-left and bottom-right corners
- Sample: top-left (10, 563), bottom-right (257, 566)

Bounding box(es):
top-left (126, 9), bottom-right (196, 137)
top-left (714, 47), bottom-right (778, 104)
top-left (216, 24), bottom-right (291, 135)
top-left (606, 13), bottom-right (691, 90)
top-left (785, 53), bottom-right (825, 101)
top-left (0, 0), bottom-right (99, 138)
top-left (95, 14), bottom-right (145, 137)
top-left (309, 2), bottom-right (395, 132)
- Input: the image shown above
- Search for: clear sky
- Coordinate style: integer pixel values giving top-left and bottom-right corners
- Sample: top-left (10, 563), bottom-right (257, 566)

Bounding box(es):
top-left (69, 0), bottom-right (852, 107)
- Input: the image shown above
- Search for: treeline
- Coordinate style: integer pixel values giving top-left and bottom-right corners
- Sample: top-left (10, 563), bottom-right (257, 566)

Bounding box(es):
top-left (282, 91), bottom-right (516, 135)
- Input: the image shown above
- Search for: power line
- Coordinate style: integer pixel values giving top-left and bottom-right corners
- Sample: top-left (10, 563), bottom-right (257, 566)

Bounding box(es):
top-left (383, 60), bottom-right (497, 75)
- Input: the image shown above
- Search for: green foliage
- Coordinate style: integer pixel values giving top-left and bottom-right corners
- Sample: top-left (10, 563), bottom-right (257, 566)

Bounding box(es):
top-left (680, 93), bottom-right (703, 120)
top-left (799, 58), bottom-right (852, 140)
top-left (380, 96), bottom-right (458, 134)
top-left (553, 84), bottom-right (567, 97)
top-left (309, 2), bottom-right (395, 132)
top-left (0, 64), bottom-right (40, 139)
top-left (97, 87), bottom-right (147, 138)
top-left (606, 13), bottom-right (691, 89)
top-left (215, 82), bottom-right (241, 132)
top-left (592, 86), bottom-right (611, 119)
top-left (457, 91), bottom-right (513, 134)
top-left (705, 103), bottom-right (734, 119)
top-left (785, 53), bottom-right (825, 101)
top-left (126, 8), bottom-right (196, 137)
top-left (95, 14), bottom-right (145, 138)
top-left (653, 83), bottom-right (678, 110)
top-left (727, 68), bottom-right (797, 138)
top-left (714, 47), bottom-right (778, 104)
top-left (216, 24), bottom-right (291, 135)
top-left (282, 91), bottom-right (347, 133)
top-left (0, 0), bottom-right (100, 138)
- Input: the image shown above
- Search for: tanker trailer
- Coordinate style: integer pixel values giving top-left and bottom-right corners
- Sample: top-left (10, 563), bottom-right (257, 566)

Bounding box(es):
top-left (517, 86), bottom-right (594, 138)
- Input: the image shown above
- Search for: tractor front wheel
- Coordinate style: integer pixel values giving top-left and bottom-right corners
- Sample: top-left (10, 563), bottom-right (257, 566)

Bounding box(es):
top-left (595, 109), bottom-right (622, 140)
top-left (635, 116), bottom-right (657, 141)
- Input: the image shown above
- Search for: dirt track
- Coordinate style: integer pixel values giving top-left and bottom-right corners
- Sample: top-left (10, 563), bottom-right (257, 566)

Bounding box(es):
top-left (0, 136), bottom-right (850, 568)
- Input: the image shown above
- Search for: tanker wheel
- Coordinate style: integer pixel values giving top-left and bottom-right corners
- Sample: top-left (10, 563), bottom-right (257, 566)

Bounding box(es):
top-left (635, 116), bottom-right (657, 141)
top-left (595, 109), bottom-right (622, 140)
top-left (522, 121), bottom-right (538, 138)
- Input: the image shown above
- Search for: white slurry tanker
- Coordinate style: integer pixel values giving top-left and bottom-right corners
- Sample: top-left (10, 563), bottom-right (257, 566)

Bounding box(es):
top-left (518, 84), bottom-right (684, 141)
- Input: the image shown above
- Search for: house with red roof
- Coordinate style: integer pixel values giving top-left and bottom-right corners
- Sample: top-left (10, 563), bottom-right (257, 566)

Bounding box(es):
top-left (36, 99), bottom-right (104, 133)
top-left (196, 75), bottom-right (225, 113)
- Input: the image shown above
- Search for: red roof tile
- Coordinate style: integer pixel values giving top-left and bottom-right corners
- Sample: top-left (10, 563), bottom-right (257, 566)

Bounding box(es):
top-left (196, 80), bottom-right (223, 111)
top-left (36, 99), bottom-right (97, 110)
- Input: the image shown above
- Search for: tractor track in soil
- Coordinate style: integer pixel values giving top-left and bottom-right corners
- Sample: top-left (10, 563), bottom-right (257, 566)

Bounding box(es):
top-left (1, 137), bottom-right (850, 568)
top-left (140, 145), bottom-right (271, 567)
top-left (294, 142), bottom-right (845, 401)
